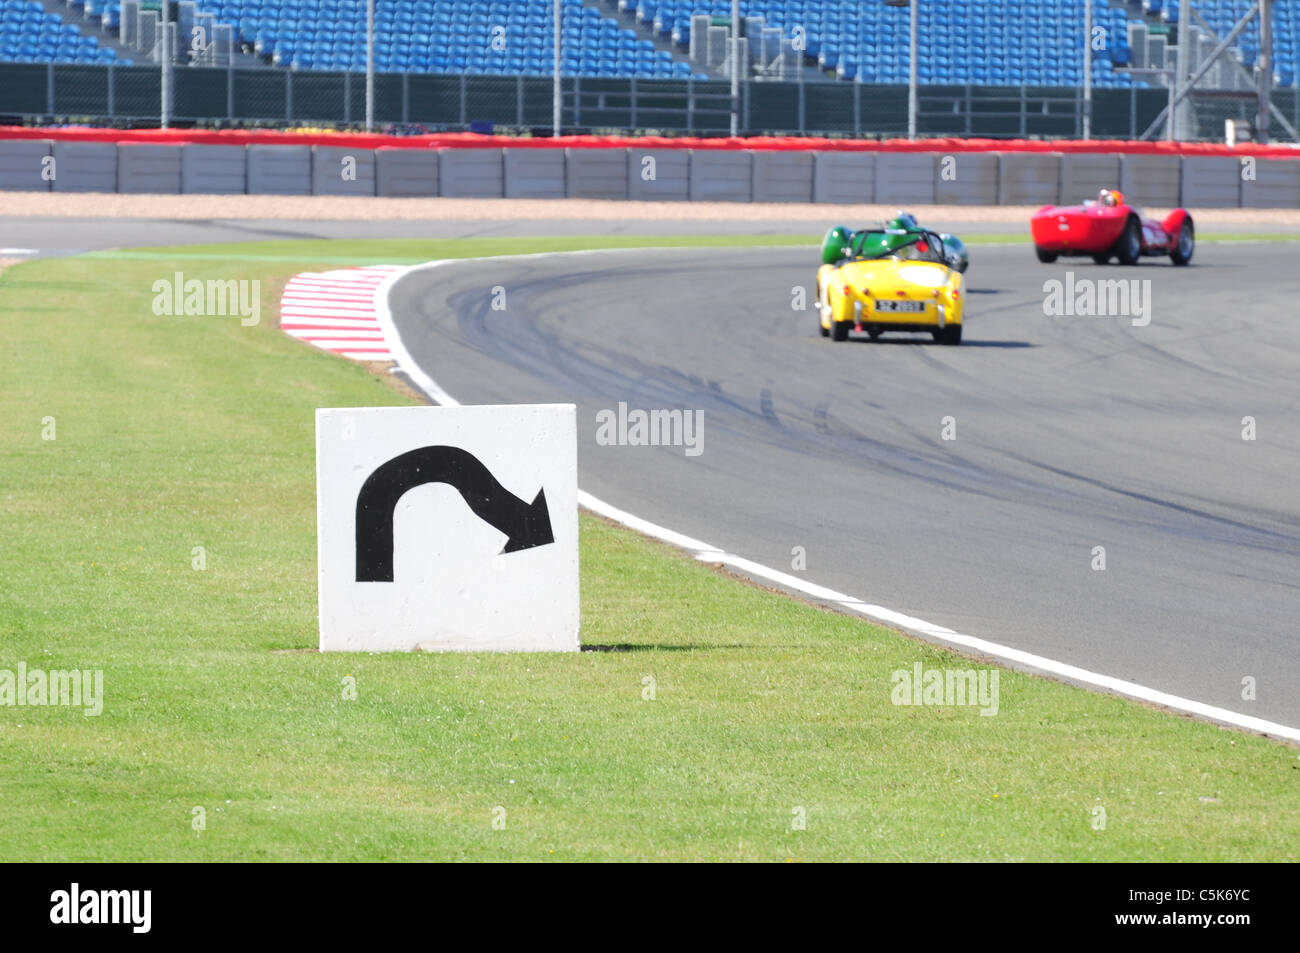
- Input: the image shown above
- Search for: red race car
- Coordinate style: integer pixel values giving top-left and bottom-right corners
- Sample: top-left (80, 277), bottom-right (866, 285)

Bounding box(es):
top-left (1031, 189), bottom-right (1194, 266)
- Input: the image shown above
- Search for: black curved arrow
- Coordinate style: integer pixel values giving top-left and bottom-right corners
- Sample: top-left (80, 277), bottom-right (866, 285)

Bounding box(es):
top-left (355, 445), bottom-right (554, 582)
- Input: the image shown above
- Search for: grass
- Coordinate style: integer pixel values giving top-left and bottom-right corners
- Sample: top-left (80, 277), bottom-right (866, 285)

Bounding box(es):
top-left (1, 236), bottom-right (1297, 861)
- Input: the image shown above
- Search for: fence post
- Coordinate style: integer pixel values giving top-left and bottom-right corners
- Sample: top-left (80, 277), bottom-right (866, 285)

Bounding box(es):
top-left (1129, 84), bottom-right (1136, 140)
top-left (459, 73), bottom-right (467, 125)
top-left (402, 72), bottom-right (409, 123)
top-left (107, 63), bottom-right (115, 118)
top-left (574, 76), bottom-right (580, 127)
top-left (160, 21), bottom-right (172, 128)
top-left (630, 76), bottom-right (637, 130)
top-left (289, 69), bottom-right (296, 123)
top-left (1019, 84), bottom-right (1026, 137)
top-left (227, 56), bottom-right (234, 120)
top-left (46, 62), bottom-right (54, 117)
top-left (964, 84), bottom-right (972, 135)
top-left (686, 77), bottom-right (693, 132)
top-left (798, 77), bottom-right (805, 133)
top-left (852, 79), bottom-right (860, 137)
top-left (517, 74), bottom-right (523, 127)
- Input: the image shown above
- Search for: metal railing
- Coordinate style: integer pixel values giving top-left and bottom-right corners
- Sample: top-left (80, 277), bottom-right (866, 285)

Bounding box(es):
top-left (0, 62), bottom-right (1292, 141)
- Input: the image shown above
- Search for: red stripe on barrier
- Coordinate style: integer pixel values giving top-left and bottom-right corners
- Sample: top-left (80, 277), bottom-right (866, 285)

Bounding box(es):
top-left (5, 124), bottom-right (1300, 158)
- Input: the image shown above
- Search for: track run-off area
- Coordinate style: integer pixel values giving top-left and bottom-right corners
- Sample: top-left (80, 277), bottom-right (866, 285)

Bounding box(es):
top-left (386, 241), bottom-right (1300, 735)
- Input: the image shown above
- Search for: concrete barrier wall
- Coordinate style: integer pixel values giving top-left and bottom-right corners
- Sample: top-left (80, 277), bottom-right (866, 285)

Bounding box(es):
top-left (689, 150), bottom-right (752, 202)
top-left (51, 141), bottom-right (118, 192)
top-left (998, 153), bottom-right (1060, 205)
top-left (0, 138), bottom-right (51, 191)
top-left (3, 142), bottom-right (1288, 208)
top-left (1239, 157), bottom-right (1300, 208)
top-left (246, 144), bottom-right (312, 195)
top-left (504, 148), bottom-right (566, 199)
top-left (812, 151), bottom-right (874, 203)
top-left (565, 147), bottom-right (628, 199)
top-left (628, 149), bottom-right (689, 200)
top-left (1059, 153), bottom-right (1121, 204)
top-left (374, 147), bottom-right (438, 197)
top-left (874, 152), bottom-right (936, 204)
top-left (438, 147), bottom-right (504, 198)
top-left (1119, 154), bottom-right (1181, 207)
top-left (312, 146), bottom-right (376, 196)
top-left (751, 150), bottom-right (813, 203)
top-left (934, 152), bottom-right (997, 205)
top-left (1180, 156), bottom-right (1241, 208)
top-left (117, 144), bottom-right (182, 194)
top-left (181, 144), bottom-right (246, 194)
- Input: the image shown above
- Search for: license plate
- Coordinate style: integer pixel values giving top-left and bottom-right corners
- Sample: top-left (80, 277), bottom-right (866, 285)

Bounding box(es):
top-left (874, 300), bottom-right (926, 313)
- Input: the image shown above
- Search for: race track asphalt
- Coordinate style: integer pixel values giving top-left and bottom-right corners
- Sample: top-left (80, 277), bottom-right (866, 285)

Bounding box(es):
top-left (0, 215), bottom-right (1023, 255)
top-left (388, 241), bottom-right (1300, 730)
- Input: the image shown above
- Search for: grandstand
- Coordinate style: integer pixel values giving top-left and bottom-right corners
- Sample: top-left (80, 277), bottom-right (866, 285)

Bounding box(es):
top-left (4, 0), bottom-right (1296, 89)
top-left (0, 0), bottom-right (123, 62)
top-left (644, 0), bottom-right (1138, 86)
top-left (0, 0), bottom-right (1294, 138)
top-left (217, 0), bottom-right (707, 77)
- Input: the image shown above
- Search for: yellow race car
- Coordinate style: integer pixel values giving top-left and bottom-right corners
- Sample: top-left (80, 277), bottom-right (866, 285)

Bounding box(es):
top-left (816, 226), bottom-right (965, 345)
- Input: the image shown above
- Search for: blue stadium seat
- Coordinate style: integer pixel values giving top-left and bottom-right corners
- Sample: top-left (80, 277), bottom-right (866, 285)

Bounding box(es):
top-left (0, 0), bottom-right (120, 64)
top-left (9, 0), bottom-right (1295, 90)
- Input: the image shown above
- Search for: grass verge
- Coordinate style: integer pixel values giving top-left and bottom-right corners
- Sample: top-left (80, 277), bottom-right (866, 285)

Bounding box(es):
top-left (1, 236), bottom-right (1296, 861)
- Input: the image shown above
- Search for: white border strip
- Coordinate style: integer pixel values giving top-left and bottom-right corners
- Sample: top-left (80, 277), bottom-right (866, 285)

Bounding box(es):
top-left (369, 249), bottom-right (1300, 744)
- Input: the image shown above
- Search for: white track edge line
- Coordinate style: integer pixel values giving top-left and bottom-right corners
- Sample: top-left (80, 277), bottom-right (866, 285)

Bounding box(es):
top-left (369, 249), bottom-right (1300, 744)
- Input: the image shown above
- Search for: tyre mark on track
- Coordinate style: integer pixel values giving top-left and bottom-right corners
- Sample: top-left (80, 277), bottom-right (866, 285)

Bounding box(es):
top-left (813, 401), bottom-right (831, 434)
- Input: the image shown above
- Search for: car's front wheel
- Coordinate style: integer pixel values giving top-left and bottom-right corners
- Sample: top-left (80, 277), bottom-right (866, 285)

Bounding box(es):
top-left (1092, 253), bottom-right (1111, 265)
top-left (1035, 246), bottom-right (1058, 263)
top-left (1170, 220), bottom-right (1194, 266)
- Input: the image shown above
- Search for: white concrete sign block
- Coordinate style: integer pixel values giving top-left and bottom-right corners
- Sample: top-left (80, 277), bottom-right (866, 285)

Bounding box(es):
top-left (316, 404), bottom-right (578, 652)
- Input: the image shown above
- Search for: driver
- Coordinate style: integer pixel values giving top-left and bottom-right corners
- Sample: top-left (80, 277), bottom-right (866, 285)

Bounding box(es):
top-left (893, 211), bottom-right (919, 230)
top-left (898, 234), bottom-right (940, 261)
top-left (1098, 188), bottom-right (1124, 207)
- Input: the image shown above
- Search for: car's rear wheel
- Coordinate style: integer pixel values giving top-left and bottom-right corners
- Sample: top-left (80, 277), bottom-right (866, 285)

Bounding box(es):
top-left (937, 325), bottom-right (962, 346)
top-left (867, 328), bottom-right (881, 340)
top-left (1170, 220), bottom-right (1194, 266)
top-left (832, 295), bottom-right (852, 343)
top-left (1035, 246), bottom-right (1058, 263)
top-left (1115, 216), bottom-right (1142, 265)
top-left (829, 292), bottom-right (851, 341)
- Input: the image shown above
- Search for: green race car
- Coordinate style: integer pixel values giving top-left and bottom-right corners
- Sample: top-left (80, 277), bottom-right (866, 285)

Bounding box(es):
top-left (821, 212), bottom-right (970, 273)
